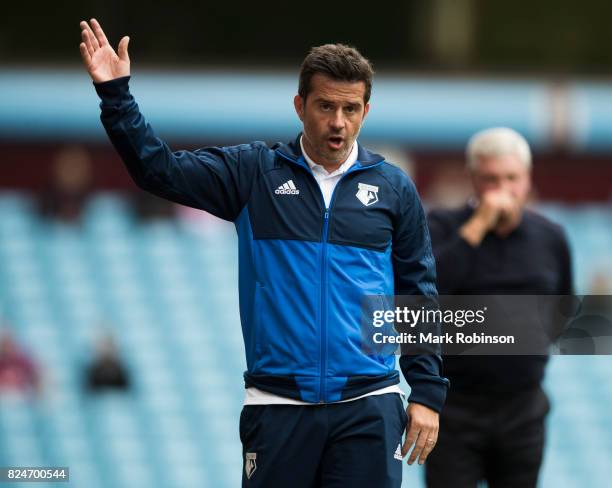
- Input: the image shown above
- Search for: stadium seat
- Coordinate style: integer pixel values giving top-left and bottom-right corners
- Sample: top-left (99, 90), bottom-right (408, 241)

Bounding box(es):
top-left (0, 192), bottom-right (610, 487)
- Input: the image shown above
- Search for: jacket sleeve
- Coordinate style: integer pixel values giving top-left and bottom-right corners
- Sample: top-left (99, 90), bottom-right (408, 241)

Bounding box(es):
top-left (426, 210), bottom-right (476, 294)
top-left (94, 76), bottom-right (260, 221)
top-left (392, 179), bottom-right (449, 413)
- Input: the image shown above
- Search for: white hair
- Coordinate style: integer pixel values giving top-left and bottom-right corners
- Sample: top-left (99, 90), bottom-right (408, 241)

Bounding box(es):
top-left (466, 127), bottom-right (532, 171)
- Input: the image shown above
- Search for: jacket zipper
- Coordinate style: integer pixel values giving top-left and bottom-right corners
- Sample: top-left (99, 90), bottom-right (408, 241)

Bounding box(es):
top-left (276, 150), bottom-right (384, 403)
top-left (319, 209), bottom-right (330, 402)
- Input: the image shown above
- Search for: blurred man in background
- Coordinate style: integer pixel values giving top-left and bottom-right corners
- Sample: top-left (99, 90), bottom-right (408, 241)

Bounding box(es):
top-left (0, 329), bottom-right (40, 396)
top-left (39, 145), bottom-right (93, 224)
top-left (84, 331), bottom-right (131, 392)
top-left (425, 127), bottom-right (573, 488)
top-left (79, 18), bottom-right (448, 488)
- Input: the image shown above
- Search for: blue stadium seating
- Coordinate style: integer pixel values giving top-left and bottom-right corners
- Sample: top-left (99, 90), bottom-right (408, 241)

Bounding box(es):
top-left (0, 192), bottom-right (610, 488)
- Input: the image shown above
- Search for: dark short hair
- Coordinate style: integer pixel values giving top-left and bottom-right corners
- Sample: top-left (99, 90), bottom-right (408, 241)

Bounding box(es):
top-left (298, 44), bottom-right (374, 104)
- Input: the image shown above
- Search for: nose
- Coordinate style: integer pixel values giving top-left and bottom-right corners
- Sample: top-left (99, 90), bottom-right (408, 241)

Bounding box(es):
top-left (330, 109), bottom-right (345, 131)
top-left (499, 179), bottom-right (513, 193)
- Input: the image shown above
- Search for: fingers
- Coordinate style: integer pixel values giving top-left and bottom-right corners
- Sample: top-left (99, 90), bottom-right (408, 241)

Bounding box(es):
top-left (407, 429), bottom-right (427, 465)
top-left (406, 426), bottom-right (437, 465)
top-left (117, 36), bottom-right (130, 62)
top-left (401, 421), bottom-right (418, 457)
top-left (79, 20), bottom-right (99, 50)
top-left (402, 403), bottom-right (440, 465)
top-left (81, 29), bottom-right (95, 57)
top-left (90, 18), bottom-right (110, 47)
top-left (79, 42), bottom-right (92, 66)
top-left (417, 427), bottom-right (438, 465)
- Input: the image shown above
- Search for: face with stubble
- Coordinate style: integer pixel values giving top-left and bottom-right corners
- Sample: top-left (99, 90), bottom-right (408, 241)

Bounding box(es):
top-left (471, 153), bottom-right (532, 234)
top-left (472, 154), bottom-right (531, 208)
top-left (294, 74), bottom-right (370, 171)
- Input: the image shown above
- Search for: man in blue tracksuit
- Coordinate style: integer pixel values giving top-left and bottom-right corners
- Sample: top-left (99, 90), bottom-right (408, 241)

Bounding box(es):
top-left (79, 18), bottom-right (449, 487)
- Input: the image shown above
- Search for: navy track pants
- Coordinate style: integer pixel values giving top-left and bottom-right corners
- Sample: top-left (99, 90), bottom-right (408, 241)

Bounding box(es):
top-left (240, 393), bottom-right (408, 488)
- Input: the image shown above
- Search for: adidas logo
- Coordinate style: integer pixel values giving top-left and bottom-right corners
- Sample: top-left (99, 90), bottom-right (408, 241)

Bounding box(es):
top-left (394, 443), bottom-right (403, 461)
top-left (275, 180), bottom-right (300, 195)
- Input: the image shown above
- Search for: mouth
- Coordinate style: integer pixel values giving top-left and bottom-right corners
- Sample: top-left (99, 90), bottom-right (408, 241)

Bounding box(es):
top-left (327, 136), bottom-right (344, 151)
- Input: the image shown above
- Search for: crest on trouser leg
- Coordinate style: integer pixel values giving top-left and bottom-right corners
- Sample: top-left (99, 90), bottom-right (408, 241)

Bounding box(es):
top-left (245, 452), bottom-right (257, 479)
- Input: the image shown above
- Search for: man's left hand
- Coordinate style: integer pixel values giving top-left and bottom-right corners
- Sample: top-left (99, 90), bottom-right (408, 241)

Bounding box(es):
top-left (401, 403), bottom-right (439, 465)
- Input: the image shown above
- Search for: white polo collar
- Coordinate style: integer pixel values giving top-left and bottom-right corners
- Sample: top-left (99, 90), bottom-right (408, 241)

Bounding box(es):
top-left (300, 136), bottom-right (358, 177)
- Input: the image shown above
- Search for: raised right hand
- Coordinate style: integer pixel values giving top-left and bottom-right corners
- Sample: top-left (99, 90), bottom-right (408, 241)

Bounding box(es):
top-left (477, 190), bottom-right (521, 235)
top-left (476, 190), bottom-right (517, 231)
top-left (79, 18), bottom-right (130, 83)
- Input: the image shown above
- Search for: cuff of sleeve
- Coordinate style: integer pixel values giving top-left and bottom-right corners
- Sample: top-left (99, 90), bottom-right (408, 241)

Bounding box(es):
top-left (407, 377), bottom-right (449, 413)
top-left (94, 76), bottom-right (131, 105)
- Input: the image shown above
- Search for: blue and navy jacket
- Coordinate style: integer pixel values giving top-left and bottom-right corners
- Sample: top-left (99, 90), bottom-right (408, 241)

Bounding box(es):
top-left (94, 76), bottom-right (449, 412)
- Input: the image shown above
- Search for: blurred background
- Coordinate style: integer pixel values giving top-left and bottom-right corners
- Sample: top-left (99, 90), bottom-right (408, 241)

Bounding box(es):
top-left (0, 1), bottom-right (611, 487)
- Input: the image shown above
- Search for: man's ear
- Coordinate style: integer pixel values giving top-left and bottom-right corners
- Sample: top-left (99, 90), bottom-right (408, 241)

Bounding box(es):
top-left (362, 102), bottom-right (370, 121)
top-left (294, 95), bottom-right (305, 121)
top-left (526, 173), bottom-right (533, 197)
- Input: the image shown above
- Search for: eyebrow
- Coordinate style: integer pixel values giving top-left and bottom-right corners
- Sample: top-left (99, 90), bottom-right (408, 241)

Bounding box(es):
top-left (313, 97), bottom-right (363, 107)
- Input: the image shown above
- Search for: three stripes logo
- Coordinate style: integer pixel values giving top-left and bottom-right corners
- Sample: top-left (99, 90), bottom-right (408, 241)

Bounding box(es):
top-left (275, 179), bottom-right (300, 195)
top-left (394, 443), bottom-right (403, 461)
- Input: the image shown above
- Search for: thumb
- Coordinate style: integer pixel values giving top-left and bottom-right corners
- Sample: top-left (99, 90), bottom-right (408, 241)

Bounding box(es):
top-left (118, 36), bottom-right (130, 61)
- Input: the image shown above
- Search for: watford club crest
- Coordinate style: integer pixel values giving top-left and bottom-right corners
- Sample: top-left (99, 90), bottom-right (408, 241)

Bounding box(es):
top-left (356, 183), bottom-right (379, 206)
top-left (245, 452), bottom-right (257, 479)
